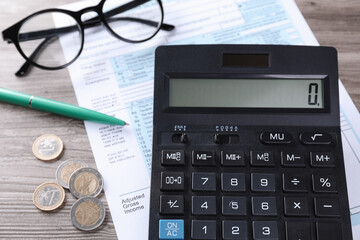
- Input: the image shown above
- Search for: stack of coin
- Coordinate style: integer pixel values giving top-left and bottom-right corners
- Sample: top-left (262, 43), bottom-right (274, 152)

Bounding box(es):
top-left (31, 134), bottom-right (106, 231)
top-left (56, 159), bottom-right (89, 189)
top-left (68, 167), bottom-right (106, 231)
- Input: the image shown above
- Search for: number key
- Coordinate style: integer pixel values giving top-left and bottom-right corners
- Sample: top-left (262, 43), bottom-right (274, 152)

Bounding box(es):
top-left (192, 172), bottom-right (216, 191)
top-left (222, 196), bottom-right (246, 216)
top-left (253, 221), bottom-right (278, 240)
top-left (252, 197), bottom-right (277, 216)
top-left (222, 221), bottom-right (247, 240)
top-left (191, 220), bottom-right (216, 240)
top-left (192, 196), bottom-right (216, 215)
top-left (221, 173), bottom-right (246, 192)
top-left (251, 173), bottom-right (275, 192)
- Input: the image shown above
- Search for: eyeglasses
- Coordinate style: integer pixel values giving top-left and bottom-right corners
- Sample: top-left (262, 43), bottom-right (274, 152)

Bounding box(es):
top-left (2, 0), bottom-right (174, 77)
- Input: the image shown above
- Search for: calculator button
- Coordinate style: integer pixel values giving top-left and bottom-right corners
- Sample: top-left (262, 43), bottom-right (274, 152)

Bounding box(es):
top-left (162, 150), bottom-right (185, 166)
top-left (191, 220), bottom-right (216, 239)
top-left (300, 132), bottom-right (333, 145)
top-left (252, 197), bottom-right (277, 216)
top-left (222, 196), bottom-right (247, 216)
top-left (192, 172), bottom-right (216, 191)
top-left (282, 174), bottom-right (307, 192)
top-left (221, 151), bottom-right (245, 166)
top-left (159, 219), bottom-right (184, 240)
top-left (221, 173), bottom-right (246, 192)
top-left (161, 172), bottom-right (184, 191)
top-left (314, 197), bottom-right (340, 217)
top-left (222, 221), bottom-right (248, 240)
top-left (316, 222), bottom-right (342, 240)
top-left (192, 196), bottom-right (216, 215)
top-left (260, 132), bottom-right (293, 144)
top-left (160, 195), bottom-right (184, 215)
top-left (253, 221), bottom-right (278, 240)
top-left (192, 151), bottom-right (216, 166)
top-left (281, 152), bottom-right (305, 167)
top-left (310, 152), bottom-right (335, 167)
top-left (284, 197), bottom-right (309, 216)
top-left (251, 173), bottom-right (275, 192)
top-left (250, 151), bottom-right (274, 166)
top-left (312, 174), bottom-right (337, 193)
top-left (285, 221), bottom-right (312, 240)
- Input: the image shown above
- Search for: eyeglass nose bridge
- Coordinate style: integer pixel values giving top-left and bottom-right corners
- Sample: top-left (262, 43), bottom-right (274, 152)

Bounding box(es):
top-left (75, 5), bottom-right (105, 23)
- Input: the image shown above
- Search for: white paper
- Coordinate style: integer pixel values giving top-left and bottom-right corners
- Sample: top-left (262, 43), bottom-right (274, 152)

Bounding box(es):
top-left (54, 0), bottom-right (360, 239)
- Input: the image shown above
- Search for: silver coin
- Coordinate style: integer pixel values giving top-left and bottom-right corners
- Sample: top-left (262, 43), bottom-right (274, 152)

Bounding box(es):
top-left (69, 167), bottom-right (104, 199)
top-left (32, 134), bottom-right (64, 161)
top-left (33, 182), bottom-right (65, 211)
top-left (56, 159), bottom-right (89, 189)
top-left (71, 197), bottom-right (106, 231)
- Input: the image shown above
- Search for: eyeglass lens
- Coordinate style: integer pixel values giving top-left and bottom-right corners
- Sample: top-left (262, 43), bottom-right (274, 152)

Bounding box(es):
top-left (18, 11), bottom-right (82, 68)
top-left (102, 0), bottom-right (163, 42)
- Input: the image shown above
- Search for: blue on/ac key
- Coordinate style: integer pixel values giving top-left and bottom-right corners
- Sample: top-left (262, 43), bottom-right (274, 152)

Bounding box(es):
top-left (159, 219), bottom-right (184, 240)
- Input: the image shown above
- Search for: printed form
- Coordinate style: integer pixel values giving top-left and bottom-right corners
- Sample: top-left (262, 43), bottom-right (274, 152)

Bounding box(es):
top-left (56, 0), bottom-right (360, 239)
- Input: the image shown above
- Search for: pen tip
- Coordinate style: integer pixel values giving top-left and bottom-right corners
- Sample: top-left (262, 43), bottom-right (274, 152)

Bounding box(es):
top-left (125, 122), bottom-right (130, 126)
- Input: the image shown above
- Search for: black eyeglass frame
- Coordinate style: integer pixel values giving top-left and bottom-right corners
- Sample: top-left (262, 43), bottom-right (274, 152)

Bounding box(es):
top-left (2, 0), bottom-right (174, 74)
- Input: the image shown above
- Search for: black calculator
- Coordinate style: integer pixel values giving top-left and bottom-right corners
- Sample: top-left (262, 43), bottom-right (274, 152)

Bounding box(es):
top-left (148, 45), bottom-right (352, 240)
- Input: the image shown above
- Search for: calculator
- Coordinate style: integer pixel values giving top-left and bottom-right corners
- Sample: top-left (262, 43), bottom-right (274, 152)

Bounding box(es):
top-left (148, 45), bottom-right (352, 240)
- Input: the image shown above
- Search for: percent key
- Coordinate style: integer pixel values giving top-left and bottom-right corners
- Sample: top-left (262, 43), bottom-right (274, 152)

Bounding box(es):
top-left (312, 175), bottom-right (337, 193)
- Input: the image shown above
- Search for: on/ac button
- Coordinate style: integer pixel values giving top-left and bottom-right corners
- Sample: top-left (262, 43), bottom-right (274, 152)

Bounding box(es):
top-left (260, 132), bottom-right (293, 144)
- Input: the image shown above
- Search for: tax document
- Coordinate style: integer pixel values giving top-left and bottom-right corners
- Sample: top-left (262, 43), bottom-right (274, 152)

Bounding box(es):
top-left (56, 0), bottom-right (360, 239)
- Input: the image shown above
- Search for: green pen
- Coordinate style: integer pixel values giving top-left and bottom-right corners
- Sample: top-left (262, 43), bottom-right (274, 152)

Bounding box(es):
top-left (0, 87), bottom-right (128, 126)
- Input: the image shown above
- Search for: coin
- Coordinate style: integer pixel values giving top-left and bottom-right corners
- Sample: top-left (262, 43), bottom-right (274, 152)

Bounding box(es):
top-left (71, 197), bottom-right (106, 231)
top-left (69, 167), bottom-right (104, 199)
top-left (32, 134), bottom-right (64, 161)
top-left (33, 182), bottom-right (65, 211)
top-left (56, 159), bottom-right (89, 189)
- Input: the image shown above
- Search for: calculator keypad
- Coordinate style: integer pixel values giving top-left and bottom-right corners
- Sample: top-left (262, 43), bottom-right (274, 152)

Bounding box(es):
top-left (155, 131), bottom-right (347, 240)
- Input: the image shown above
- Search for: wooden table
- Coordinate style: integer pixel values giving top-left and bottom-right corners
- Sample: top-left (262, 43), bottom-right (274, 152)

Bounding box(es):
top-left (0, 0), bottom-right (359, 239)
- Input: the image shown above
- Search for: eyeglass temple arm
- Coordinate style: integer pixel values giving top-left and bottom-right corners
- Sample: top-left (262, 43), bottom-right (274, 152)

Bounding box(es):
top-left (15, 37), bottom-right (55, 76)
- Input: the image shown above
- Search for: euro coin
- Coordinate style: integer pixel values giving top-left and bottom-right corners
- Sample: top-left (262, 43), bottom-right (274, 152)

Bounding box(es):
top-left (32, 134), bottom-right (64, 161)
top-left (56, 159), bottom-right (89, 189)
top-left (71, 197), bottom-right (106, 231)
top-left (33, 182), bottom-right (65, 211)
top-left (69, 167), bottom-right (104, 199)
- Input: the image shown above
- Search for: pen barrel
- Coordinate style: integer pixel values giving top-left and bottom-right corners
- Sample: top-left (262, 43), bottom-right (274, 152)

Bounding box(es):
top-left (0, 88), bottom-right (31, 107)
top-left (31, 97), bottom-right (126, 126)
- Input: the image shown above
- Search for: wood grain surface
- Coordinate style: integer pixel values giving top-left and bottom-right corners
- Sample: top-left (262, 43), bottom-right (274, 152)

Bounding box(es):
top-left (0, 0), bottom-right (359, 239)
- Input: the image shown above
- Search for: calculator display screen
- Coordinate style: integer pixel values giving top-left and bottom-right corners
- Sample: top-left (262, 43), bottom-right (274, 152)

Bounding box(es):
top-left (169, 78), bottom-right (324, 108)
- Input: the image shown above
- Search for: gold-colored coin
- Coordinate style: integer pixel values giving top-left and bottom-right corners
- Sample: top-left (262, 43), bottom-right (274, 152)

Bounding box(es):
top-left (32, 134), bottom-right (64, 161)
top-left (71, 197), bottom-right (106, 231)
top-left (33, 182), bottom-right (65, 211)
top-left (69, 167), bottom-right (104, 199)
top-left (56, 159), bottom-right (89, 189)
